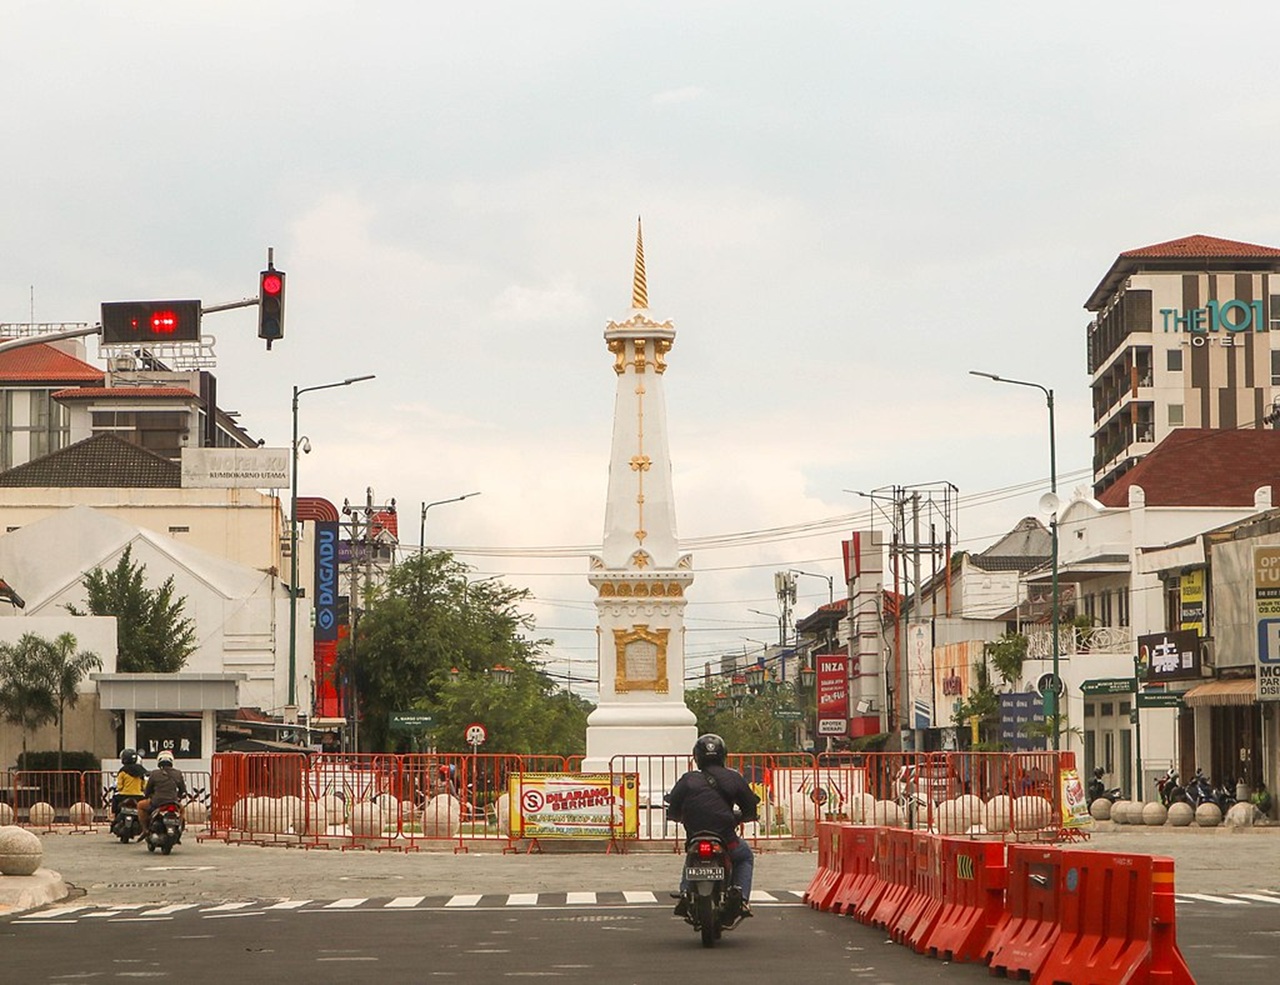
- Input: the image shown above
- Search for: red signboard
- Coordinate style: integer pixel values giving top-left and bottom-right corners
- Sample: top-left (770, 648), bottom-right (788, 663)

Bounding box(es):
top-left (815, 652), bottom-right (849, 736)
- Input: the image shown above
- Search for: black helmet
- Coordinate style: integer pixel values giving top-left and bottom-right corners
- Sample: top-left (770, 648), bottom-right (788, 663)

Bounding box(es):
top-left (1093, 767), bottom-right (1104, 778)
top-left (693, 733), bottom-right (727, 769)
top-left (121, 749), bottom-right (138, 766)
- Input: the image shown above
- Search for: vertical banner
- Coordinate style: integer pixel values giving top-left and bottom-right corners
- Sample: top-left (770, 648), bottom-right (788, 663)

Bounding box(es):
top-left (314, 520), bottom-right (339, 642)
top-left (815, 652), bottom-right (849, 736)
top-left (1179, 570), bottom-right (1205, 634)
top-left (1254, 546), bottom-right (1280, 700)
top-left (1059, 766), bottom-right (1092, 828)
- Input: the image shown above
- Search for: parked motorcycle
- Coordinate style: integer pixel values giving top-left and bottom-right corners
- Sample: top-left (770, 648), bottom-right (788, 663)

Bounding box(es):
top-left (1086, 771), bottom-right (1121, 804)
top-left (145, 803), bottom-right (185, 856)
top-left (1212, 780), bottom-right (1238, 813)
top-left (110, 798), bottom-right (142, 843)
top-left (1184, 769), bottom-right (1215, 808)
top-left (677, 832), bottom-right (744, 947)
top-left (1157, 767), bottom-right (1189, 808)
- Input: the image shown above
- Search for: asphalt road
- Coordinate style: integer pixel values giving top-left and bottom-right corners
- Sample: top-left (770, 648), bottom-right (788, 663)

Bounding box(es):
top-left (2, 825), bottom-right (1278, 982)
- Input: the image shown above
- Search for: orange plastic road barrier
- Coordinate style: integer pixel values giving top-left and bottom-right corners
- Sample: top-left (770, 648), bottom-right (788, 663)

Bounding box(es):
top-left (1036, 851), bottom-right (1195, 985)
top-left (923, 837), bottom-right (1007, 963)
top-left (984, 845), bottom-right (1063, 980)
top-left (804, 822), bottom-right (844, 911)
top-left (851, 826), bottom-right (894, 923)
top-left (868, 827), bottom-right (914, 930)
top-left (831, 825), bottom-right (878, 916)
top-left (898, 832), bottom-right (944, 951)
top-left (1148, 857), bottom-right (1195, 984)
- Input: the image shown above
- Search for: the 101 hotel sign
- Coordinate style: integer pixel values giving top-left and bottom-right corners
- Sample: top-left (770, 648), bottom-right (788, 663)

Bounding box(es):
top-left (1255, 546), bottom-right (1280, 700)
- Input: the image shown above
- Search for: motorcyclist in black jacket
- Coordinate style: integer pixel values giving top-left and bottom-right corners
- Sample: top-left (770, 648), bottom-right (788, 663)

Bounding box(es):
top-left (666, 734), bottom-right (760, 919)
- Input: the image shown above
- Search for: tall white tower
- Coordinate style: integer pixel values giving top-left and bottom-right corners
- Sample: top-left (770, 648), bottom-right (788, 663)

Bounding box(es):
top-left (583, 221), bottom-right (698, 781)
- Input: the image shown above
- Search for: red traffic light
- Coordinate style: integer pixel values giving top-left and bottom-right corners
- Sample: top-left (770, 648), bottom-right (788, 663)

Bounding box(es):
top-left (101, 300), bottom-right (202, 344)
top-left (261, 273), bottom-right (284, 297)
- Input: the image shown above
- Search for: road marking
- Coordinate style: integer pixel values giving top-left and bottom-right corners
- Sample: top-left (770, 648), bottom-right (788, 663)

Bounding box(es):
top-left (202, 902), bottom-right (255, 912)
top-left (622, 891), bottom-right (656, 904)
top-left (316, 956), bottom-right (378, 962)
top-left (20, 905), bottom-right (91, 919)
top-left (386, 896), bottom-right (425, 908)
top-left (266, 900), bottom-right (311, 909)
top-left (16, 919), bottom-right (79, 925)
top-left (565, 892), bottom-right (596, 905)
top-left (324, 898), bottom-right (368, 909)
top-left (506, 894), bottom-right (538, 906)
top-left (138, 904), bottom-right (197, 916)
top-left (446, 894), bottom-right (483, 907)
top-left (1180, 893), bottom-right (1248, 905)
top-left (1234, 893), bottom-right (1280, 905)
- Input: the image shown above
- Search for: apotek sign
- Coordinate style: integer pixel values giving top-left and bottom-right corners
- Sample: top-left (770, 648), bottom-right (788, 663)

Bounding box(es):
top-left (815, 653), bottom-right (849, 736)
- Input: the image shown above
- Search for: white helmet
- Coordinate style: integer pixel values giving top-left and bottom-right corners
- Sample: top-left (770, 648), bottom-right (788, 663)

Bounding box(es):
top-left (156, 750), bottom-right (175, 767)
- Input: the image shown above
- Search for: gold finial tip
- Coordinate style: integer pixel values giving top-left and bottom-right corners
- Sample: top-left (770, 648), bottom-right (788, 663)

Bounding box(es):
top-left (631, 218), bottom-right (648, 309)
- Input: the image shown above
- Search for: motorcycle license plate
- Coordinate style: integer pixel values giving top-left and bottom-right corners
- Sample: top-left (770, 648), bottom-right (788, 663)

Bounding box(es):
top-left (684, 865), bottom-right (724, 881)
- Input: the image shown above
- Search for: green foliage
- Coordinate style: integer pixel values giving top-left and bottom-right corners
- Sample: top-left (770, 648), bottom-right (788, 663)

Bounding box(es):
top-left (684, 682), bottom-right (807, 753)
top-left (0, 634), bottom-right (60, 757)
top-left (951, 659), bottom-right (1001, 747)
top-left (48, 632), bottom-right (103, 769)
top-left (344, 551), bottom-right (592, 755)
top-left (17, 750), bottom-right (101, 772)
top-left (66, 545), bottom-right (196, 673)
top-left (984, 631), bottom-right (1027, 687)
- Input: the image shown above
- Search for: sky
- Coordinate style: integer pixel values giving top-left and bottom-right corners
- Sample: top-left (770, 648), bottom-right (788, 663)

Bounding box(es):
top-left (7, 2), bottom-right (1280, 701)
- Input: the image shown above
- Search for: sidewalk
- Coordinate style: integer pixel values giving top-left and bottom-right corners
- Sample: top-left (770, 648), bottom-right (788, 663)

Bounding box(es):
top-left (2, 823), bottom-right (1277, 914)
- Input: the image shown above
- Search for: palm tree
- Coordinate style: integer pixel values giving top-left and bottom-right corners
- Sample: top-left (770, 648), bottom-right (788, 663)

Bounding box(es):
top-left (49, 632), bottom-right (102, 771)
top-left (0, 634), bottom-right (58, 761)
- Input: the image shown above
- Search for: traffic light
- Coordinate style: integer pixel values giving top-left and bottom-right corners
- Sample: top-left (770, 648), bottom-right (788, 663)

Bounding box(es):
top-left (101, 300), bottom-right (202, 344)
top-left (259, 267), bottom-right (286, 346)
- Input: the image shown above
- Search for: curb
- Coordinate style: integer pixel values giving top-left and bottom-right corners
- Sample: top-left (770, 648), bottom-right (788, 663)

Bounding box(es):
top-left (0, 869), bottom-right (68, 916)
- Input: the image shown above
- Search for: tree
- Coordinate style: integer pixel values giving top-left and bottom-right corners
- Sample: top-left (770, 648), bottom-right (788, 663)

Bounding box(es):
top-left (66, 544), bottom-right (196, 673)
top-left (684, 681), bottom-right (804, 753)
top-left (0, 634), bottom-right (58, 759)
top-left (343, 550), bottom-right (592, 755)
top-left (985, 631), bottom-right (1027, 688)
top-left (951, 659), bottom-right (1001, 749)
top-left (48, 632), bottom-right (103, 770)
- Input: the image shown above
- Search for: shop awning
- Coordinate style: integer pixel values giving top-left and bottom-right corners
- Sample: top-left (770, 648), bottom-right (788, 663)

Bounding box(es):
top-left (1182, 678), bottom-right (1256, 708)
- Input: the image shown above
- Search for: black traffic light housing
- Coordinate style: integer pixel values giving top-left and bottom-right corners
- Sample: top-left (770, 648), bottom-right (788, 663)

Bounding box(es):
top-left (101, 300), bottom-right (202, 344)
top-left (259, 267), bottom-right (286, 347)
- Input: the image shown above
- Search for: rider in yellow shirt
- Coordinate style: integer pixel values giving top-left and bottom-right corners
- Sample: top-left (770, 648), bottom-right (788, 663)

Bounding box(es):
top-left (113, 748), bottom-right (148, 818)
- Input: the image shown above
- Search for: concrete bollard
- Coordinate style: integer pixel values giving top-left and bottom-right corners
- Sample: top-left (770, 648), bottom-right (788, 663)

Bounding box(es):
top-left (0, 825), bottom-right (43, 875)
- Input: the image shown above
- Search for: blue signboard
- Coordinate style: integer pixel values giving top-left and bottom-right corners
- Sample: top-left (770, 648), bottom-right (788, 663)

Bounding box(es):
top-left (314, 521), bottom-right (339, 641)
top-left (998, 691), bottom-right (1047, 751)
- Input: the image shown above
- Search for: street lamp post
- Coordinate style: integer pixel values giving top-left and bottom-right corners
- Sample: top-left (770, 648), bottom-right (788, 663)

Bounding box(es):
top-left (790, 568), bottom-right (834, 604)
top-left (419, 493), bottom-right (482, 555)
top-left (970, 370), bottom-right (1060, 750)
top-left (287, 374), bottom-right (375, 714)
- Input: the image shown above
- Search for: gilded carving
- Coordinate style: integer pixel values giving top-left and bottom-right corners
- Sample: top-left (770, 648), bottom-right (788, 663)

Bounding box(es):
top-left (596, 580), bottom-right (686, 598)
top-left (608, 339), bottom-right (626, 375)
top-left (632, 339), bottom-right (648, 374)
top-left (654, 338), bottom-right (671, 374)
top-left (631, 550), bottom-right (651, 569)
top-left (613, 623), bottom-right (669, 694)
top-left (630, 455), bottom-right (651, 472)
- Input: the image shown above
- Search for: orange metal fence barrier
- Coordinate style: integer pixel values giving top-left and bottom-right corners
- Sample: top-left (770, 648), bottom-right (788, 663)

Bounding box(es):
top-left (1, 769), bottom-right (212, 831)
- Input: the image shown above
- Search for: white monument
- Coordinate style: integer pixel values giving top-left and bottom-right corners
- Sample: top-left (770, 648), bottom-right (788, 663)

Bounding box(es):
top-left (582, 221), bottom-right (698, 794)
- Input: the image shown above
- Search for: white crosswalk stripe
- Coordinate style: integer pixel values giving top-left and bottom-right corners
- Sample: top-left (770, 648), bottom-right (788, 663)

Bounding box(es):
top-left (622, 891), bottom-right (656, 904)
top-left (445, 894), bottom-right (482, 907)
top-left (1232, 893), bottom-right (1280, 905)
top-left (506, 893), bottom-right (538, 906)
top-left (18, 905), bottom-right (90, 919)
top-left (266, 900), bottom-right (311, 909)
top-left (203, 902), bottom-right (255, 912)
top-left (323, 898), bottom-right (368, 909)
top-left (138, 904), bottom-right (198, 916)
top-left (750, 891), bottom-right (777, 902)
top-left (1178, 893), bottom-right (1248, 905)
top-left (386, 896), bottom-right (425, 908)
top-left (565, 892), bottom-right (596, 905)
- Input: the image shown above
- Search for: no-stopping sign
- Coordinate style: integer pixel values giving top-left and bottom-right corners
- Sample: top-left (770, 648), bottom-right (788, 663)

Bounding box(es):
top-left (465, 722), bottom-right (487, 746)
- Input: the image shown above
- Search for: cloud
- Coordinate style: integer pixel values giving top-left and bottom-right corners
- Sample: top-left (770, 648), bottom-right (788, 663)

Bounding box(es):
top-left (651, 86), bottom-right (706, 105)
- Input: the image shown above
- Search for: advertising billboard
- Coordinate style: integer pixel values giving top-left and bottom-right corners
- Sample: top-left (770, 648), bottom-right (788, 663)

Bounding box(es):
top-left (815, 652), bottom-right (849, 736)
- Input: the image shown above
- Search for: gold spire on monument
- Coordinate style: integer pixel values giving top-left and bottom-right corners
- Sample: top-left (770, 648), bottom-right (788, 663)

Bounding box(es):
top-left (631, 216), bottom-right (648, 310)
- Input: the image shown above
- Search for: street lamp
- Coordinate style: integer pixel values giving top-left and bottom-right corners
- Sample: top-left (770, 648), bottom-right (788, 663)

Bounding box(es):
top-left (749, 608), bottom-right (784, 646)
top-left (970, 369), bottom-right (1060, 750)
top-left (790, 569), bottom-right (834, 604)
top-left (420, 492), bottom-right (482, 554)
top-left (288, 374), bottom-right (375, 713)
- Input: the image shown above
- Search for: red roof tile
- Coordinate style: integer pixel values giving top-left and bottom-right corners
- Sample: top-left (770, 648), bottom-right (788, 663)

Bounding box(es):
top-left (1119, 234), bottom-right (1280, 259)
top-left (1086, 234), bottom-right (1280, 311)
top-left (0, 343), bottom-right (103, 384)
top-left (52, 386), bottom-right (199, 401)
top-left (1097, 428), bottom-right (1280, 507)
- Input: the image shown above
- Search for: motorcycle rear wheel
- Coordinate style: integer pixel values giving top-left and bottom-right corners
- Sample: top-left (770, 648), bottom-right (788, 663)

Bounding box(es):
top-left (697, 895), bottom-right (716, 948)
top-left (161, 843), bottom-right (172, 856)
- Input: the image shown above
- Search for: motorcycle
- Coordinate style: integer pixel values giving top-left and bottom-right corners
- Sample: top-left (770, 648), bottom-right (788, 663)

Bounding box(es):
top-left (145, 803), bottom-right (185, 856)
top-left (1212, 780), bottom-right (1238, 813)
top-left (1086, 777), bottom-right (1121, 804)
top-left (677, 832), bottom-right (744, 947)
top-left (1157, 767), bottom-right (1189, 808)
top-left (110, 798), bottom-right (142, 843)
top-left (1185, 769), bottom-right (1215, 808)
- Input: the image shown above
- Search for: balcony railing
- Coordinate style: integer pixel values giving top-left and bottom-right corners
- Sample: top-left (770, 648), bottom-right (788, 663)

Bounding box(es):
top-left (1025, 625), bottom-right (1132, 659)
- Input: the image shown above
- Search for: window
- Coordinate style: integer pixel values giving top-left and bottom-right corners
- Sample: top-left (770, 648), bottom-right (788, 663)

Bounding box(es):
top-left (1120, 701), bottom-right (1132, 716)
top-left (1272, 350), bottom-right (1280, 386)
top-left (91, 409), bottom-right (189, 462)
top-left (1118, 587), bottom-right (1130, 628)
top-left (1167, 349), bottom-right (1183, 372)
top-left (1100, 590), bottom-right (1113, 627)
top-left (1168, 404), bottom-right (1183, 427)
top-left (0, 390), bottom-right (70, 469)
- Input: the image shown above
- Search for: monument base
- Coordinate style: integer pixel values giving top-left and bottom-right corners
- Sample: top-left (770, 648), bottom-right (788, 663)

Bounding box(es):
top-left (583, 706), bottom-right (698, 805)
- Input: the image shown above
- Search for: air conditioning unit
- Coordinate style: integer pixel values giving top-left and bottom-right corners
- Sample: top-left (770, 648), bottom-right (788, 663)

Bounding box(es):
top-left (109, 356), bottom-right (136, 372)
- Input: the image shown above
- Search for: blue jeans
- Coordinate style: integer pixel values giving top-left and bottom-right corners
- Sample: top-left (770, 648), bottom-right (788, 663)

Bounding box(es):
top-left (681, 839), bottom-right (754, 901)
